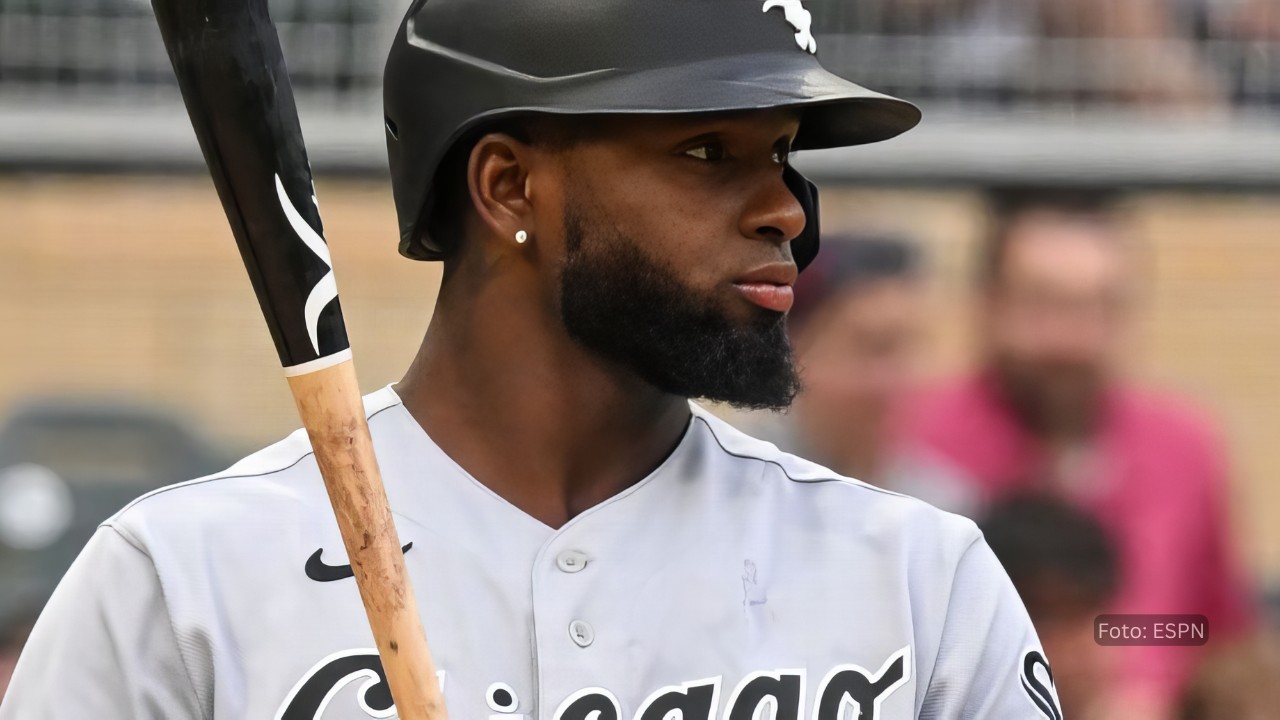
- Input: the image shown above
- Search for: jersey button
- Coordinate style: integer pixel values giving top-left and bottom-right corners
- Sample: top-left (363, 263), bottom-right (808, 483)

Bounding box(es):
top-left (568, 620), bottom-right (595, 648)
top-left (556, 550), bottom-right (589, 573)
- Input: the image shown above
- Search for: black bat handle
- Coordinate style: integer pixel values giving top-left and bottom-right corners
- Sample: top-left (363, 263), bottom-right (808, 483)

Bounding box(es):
top-left (153, 0), bottom-right (351, 373)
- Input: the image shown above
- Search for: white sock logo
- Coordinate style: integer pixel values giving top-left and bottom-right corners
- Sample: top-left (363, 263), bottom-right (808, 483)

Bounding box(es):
top-left (275, 174), bottom-right (338, 356)
top-left (763, 0), bottom-right (816, 54)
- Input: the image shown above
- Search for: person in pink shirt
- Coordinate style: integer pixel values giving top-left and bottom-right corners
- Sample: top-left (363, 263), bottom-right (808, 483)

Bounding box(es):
top-left (904, 188), bottom-right (1256, 719)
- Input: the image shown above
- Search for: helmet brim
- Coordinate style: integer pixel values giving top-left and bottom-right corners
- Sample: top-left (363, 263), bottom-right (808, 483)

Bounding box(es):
top-left (447, 51), bottom-right (920, 149)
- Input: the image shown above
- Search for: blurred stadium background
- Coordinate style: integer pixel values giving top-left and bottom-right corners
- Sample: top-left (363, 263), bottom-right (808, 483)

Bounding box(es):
top-left (1, 0), bottom-right (1279, 703)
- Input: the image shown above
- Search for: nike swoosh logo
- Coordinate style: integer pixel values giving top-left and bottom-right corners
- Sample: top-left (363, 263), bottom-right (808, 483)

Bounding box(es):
top-left (305, 542), bottom-right (414, 583)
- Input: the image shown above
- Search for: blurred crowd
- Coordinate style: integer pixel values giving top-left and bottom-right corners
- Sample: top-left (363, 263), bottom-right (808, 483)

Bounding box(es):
top-left (1, 0), bottom-right (1276, 113)
top-left (733, 188), bottom-right (1279, 719)
top-left (812, 0), bottom-right (1280, 110)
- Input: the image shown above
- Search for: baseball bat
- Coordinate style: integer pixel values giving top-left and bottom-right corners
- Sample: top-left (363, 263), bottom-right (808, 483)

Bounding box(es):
top-left (150, 1), bottom-right (447, 717)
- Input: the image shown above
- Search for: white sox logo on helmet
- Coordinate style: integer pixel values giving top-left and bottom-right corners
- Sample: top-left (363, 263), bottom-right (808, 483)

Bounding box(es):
top-left (763, 0), bottom-right (817, 54)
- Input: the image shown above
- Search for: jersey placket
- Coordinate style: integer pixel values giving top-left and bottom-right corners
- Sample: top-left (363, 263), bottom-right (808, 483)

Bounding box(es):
top-left (526, 417), bottom-right (702, 720)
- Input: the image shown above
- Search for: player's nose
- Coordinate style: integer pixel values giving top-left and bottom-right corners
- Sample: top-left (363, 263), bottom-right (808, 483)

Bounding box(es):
top-left (740, 171), bottom-right (807, 247)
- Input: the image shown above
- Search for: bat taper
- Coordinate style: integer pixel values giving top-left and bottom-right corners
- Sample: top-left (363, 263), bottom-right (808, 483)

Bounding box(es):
top-left (150, 0), bottom-right (447, 716)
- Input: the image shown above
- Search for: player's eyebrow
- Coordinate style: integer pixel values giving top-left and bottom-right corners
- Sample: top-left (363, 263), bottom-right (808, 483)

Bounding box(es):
top-left (674, 129), bottom-right (797, 151)
top-left (675, 131), bottom-right (724, 147)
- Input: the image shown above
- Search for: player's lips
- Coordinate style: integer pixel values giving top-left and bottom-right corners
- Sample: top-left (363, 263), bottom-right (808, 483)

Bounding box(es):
top-left (732, 263), bottom-right (797, 313)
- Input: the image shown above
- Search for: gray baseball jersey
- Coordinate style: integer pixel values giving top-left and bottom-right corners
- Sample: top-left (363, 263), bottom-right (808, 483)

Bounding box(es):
top-left (0, 386), bottom-right (1061, 719)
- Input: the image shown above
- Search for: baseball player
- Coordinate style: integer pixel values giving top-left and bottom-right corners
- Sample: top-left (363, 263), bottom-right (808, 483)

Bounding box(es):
top-left (0, 1), bottom-right (1062, 718)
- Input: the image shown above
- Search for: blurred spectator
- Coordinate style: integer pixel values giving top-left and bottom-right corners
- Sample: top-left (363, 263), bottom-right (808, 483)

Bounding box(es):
top-left (904, 187), bottom-right (1256, 718)
top-left (1179, 631), bottom-right (1280, 720)
top-left (0, 400), bottom-right (230, 701)
top-left (726, 234), bottom-right (980, 510)
top-left (783, 235), bottom-right (922, 482)
top-left (982, 493), bottom-right (1120, 720)
top-left (814, 0), bottom-right (1228, 109)
top-left (1041, 0), bottom-right (1226, 109)
top-left (1201, 0), bottom-right (1280, 41)
top-left (1198, 0), bottom-right (1280, 104)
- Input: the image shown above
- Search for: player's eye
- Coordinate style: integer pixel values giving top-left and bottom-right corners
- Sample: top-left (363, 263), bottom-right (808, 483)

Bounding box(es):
top-left (685, 142), bottom-right (727, 162)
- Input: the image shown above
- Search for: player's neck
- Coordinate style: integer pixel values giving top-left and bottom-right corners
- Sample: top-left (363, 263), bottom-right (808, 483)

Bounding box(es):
top-left (395, 282), bottom-right (690, 529)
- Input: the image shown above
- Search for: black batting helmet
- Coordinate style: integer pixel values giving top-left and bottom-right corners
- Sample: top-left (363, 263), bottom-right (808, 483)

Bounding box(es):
top-left (383, 0), bottom-right (920, 269)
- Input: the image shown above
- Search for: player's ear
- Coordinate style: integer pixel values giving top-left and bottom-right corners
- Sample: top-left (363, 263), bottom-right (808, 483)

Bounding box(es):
top-left (467, 132), bottom-right (536, 250)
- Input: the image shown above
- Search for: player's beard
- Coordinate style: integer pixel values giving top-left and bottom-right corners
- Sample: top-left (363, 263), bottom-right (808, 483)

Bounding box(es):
top-left (557, 199), bottom-right (801, 411)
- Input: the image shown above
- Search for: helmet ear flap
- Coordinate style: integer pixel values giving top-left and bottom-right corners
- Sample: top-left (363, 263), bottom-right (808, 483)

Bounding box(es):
top-left (783, 164), bottom-right (820, 271)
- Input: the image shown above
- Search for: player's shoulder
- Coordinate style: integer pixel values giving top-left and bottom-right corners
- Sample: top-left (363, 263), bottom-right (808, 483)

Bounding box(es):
top-left (689, 404), bottom-right (981, 544)
top-left (104, 386), bottom-right (404, 550)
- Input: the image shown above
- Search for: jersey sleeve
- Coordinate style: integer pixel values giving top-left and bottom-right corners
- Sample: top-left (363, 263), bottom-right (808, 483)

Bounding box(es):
top-left (919, 535), bottom-right (1063, 720)
top-left (0, 525), bottom-right (205, 720)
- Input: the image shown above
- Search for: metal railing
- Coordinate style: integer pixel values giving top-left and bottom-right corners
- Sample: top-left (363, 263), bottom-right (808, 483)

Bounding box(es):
top-left (0, 0), bottom-right (390, 101)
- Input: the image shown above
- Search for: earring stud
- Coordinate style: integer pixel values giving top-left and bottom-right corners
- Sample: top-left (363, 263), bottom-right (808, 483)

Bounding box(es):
top-left (515, 230), bottom-right (528, 244)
